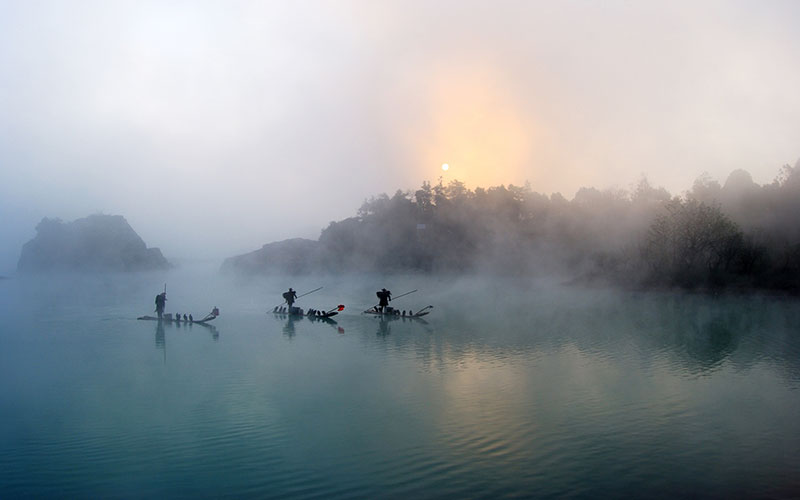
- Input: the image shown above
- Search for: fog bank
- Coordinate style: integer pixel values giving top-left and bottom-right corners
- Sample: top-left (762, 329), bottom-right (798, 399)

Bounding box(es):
top-left (3, 1), bottom-right (800, 274)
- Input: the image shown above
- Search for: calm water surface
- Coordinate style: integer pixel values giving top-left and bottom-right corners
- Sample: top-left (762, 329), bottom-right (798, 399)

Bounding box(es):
top-left (1, 273), bottom-right (799, 498)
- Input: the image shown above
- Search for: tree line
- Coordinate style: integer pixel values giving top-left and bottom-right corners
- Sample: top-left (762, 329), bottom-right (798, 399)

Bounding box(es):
top-left (315, 163), bottom-right (800, 291)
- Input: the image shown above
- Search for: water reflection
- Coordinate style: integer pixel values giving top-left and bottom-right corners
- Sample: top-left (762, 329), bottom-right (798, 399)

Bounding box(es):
top-left (186, 321), bottom-right (220, 341)
top-left (205, 324), bottom-right (220, 341)
top-left (2, 276), bottom-right (800, 499)
top-left (282, 316), bottom-right (296, 339)
top-left (376, 317), bottom-right (391, 337)
top-left (154, 320), bottom-right (166, 363)
top-left (625, 294), bottom-right (791, 377)
top-left (681, 314), bottom-right (736, 373)
top-left (315, 318), bottom-right (345, 334)
top-left (275, 313), bottom-right (345, 337)
top-left (153, 318), bottom-right (220, 360)
top-left (370, 315), bottom-right (434, 339)
top-left (367, 291), bottom-right (800, 383)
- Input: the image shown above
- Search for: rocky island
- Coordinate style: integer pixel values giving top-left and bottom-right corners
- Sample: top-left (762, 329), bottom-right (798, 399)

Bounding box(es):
top-left (17, 215), bottom-right (169, 272)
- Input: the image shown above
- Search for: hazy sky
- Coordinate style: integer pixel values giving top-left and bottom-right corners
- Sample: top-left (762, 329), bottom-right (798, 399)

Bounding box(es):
top-left (2, 0), bottom-right (799, 273)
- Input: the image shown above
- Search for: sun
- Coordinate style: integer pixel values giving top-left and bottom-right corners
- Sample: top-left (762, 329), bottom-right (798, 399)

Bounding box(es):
top-left (441, 163), bottom-right (449, 171)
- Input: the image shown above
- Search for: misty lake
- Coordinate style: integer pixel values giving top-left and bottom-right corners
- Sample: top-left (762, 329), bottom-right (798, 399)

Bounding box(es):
top-left (1, 271), bottom-right (799, 499)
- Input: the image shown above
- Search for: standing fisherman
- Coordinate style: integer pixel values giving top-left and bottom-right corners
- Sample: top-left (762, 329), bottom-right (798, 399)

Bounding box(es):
top-left (283, 288), bottom-right (298, 312)
top-left (155, 291), bottom-right (167, 319)
top-left (376, 288), bottom-right (392, 313)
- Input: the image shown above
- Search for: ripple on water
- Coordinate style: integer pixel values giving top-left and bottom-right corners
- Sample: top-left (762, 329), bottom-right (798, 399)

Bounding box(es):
top-left (2, 282), bottom-right (800, 498)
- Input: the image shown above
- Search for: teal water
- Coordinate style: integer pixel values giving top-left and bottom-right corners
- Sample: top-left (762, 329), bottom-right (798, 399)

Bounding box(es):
top-left (1, 273), bottom-right (799, 498)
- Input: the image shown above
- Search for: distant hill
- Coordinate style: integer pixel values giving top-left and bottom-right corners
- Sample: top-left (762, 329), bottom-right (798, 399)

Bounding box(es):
top-left (221, 238), bottom-right (322, 275)
top-left (17, 214), bottom-right (170, 272)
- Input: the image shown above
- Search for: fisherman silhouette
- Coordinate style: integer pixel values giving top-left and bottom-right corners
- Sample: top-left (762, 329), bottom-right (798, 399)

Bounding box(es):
top-left (283, 288), bottom-right (298, 310)
top-left (376, 288), bottom-right (392, 313)
top-left (155, 292), bottom-right (167, 319)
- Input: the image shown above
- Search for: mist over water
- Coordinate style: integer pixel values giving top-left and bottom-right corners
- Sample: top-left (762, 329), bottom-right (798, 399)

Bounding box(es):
top-left (1, 270), bottom-right (799, 498)
top-left (3, 1), bottom-right (800, 496)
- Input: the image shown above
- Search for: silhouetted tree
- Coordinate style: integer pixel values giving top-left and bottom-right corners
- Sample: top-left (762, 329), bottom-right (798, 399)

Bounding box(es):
top-left (643, 199), bottom-right (745, 288)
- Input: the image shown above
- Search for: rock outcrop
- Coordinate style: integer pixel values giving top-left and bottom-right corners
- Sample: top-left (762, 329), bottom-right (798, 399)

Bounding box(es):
top-left (17, 215), bottom-right (169, 272)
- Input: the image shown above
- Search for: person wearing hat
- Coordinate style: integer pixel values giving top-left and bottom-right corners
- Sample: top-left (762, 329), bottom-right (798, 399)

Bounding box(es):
top-left (283, 288), bottom-right (298, 310)
top-left (376, 288), bottom-right (392, 313)
top-left (155, 291), bottom-right (167, 319)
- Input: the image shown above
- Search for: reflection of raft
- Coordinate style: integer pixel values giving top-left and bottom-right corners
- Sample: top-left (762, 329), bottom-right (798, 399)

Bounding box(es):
top-left (273, 312), bottom-right (339, 324)
top-left (362, 305), bottom-right (432, 319)
top-left (272, 305), bottom-right (344, 319)
top-left (138, 308), bottom-right (219, 325)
